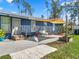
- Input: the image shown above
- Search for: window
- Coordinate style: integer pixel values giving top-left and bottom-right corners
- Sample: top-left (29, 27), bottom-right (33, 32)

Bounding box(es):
top-left (1, 16), bottom-right (11, 33)
top-left (31, 21), bottom-right (36, 32)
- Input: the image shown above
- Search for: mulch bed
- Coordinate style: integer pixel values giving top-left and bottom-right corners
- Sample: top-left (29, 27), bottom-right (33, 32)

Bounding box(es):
top-left (46, 41), bottom-right (66, 48)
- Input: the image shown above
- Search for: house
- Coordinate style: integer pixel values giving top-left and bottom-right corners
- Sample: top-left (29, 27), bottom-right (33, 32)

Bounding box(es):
top-left (0, 11), bottom-right (64, 39)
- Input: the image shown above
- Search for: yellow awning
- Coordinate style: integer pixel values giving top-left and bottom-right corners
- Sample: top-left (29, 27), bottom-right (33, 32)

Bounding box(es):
top-left (50, 18), bottom-right (64, 24)
top-left (32, 18), bottom-right (64, 24)
top-left (39, 18), bottom-right (64, 24)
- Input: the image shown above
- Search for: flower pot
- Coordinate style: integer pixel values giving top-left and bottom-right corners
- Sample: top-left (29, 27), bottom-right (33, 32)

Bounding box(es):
top-left (0, 37), bottom-right (4, 41)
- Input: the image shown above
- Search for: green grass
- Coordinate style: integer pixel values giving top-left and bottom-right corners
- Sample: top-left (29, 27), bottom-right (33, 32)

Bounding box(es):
top-left (1, 35), bottom-right (79, 59)
top-left (42, 35), bottom-right (79, 59)
top-left (0, 55), bottom-right (11, 59)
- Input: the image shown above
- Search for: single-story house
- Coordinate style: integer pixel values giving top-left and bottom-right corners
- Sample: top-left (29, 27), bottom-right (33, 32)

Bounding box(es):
top-left (0, 11), bottom-right (64, 38)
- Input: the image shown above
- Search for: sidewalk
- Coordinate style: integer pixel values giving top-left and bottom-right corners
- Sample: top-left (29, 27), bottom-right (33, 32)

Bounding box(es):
top-left (10, 45), bottom-right (57, 59)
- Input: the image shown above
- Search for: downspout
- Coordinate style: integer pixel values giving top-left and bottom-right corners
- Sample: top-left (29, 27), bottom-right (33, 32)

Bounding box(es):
top-left (10, 17), bottom-right (12, 34)
top-left (53, 23), bottom-right (55, 33)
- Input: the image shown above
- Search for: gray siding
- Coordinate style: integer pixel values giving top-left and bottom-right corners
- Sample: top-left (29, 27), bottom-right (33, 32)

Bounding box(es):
top-left (36, 21), bottom-right (45, 31)
top-left (21, 19), bottom-right (31, 25)
top-left (21, 19), bottom-right (31, 35)
top-left (47, 23), bottom-right (53, 33)
top-left (0, 15), bottom-right (63, 35)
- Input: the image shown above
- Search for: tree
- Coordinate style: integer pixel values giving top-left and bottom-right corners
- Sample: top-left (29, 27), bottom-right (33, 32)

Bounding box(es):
top-left (49, 0), bottom-right (63, 19)
top-left (45, 0), bottom-right (49, 19)
top-left (66, 2), bottom-right (79, 34)
top-left (41, 15), bottom-right (44, 18)
top-left (12, 0), bottom-right (33, 16)
top-left (21, 0), bottom-right (33, 16)
top-left (66, 2), bottom-right (79, 21)
top-left (12, 0), bottom-right (20, 13)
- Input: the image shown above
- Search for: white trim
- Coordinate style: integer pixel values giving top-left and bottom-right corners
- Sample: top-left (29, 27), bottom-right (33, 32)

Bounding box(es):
top-left (53, 24), bottom-right (55, 31)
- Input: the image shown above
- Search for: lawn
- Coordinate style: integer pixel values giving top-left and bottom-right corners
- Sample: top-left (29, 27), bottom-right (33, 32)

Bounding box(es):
top-left (0, 35), bottom-right (79, 59)
top-left (42, 35), bottom-right (79, 59)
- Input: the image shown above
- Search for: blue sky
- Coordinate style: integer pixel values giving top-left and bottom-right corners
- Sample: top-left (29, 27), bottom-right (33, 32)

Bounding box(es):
top-left (0, 0), bottom-right (73, 18)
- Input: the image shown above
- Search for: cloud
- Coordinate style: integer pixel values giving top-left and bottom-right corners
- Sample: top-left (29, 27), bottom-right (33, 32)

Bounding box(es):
top-left (43, 8), bottom-right (48, 12)
top-left (12, 11), bottom-right (17, 14)
top-left (61, 2), bottom-right (65, 6)
top-left (74, 0), bottom-right (79, 2)
top-left (61, 2), bottom-right (71, 6)
top-left (6, 0), bottom-right (13, 3)
top-left (0, 7), bottom-right (4, 12)
top-left (0, 7), bottom-right (3, 10)
top-left (0, 0), bottom-right (2, 2)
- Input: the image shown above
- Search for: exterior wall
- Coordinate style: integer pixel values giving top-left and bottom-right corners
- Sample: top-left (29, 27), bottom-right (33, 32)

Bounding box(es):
top-left (36, 21), bottom-right (45, 31)
top-left (47, 23), bottom-right (53, 33)
top-left (47, 23), bottom-right (63, 34)
top-left (0, 15), bottom-right (31, 35)
top-left (21, 19), bottom-right (31, 35)
top-left (0, 15), bottom-right (64, 35)
top-left (44, 22), bottom-right (47, 31)
top-left (21, 19), bottom-right (31, 25)
top-left (47, 23), bottom-right (57, 34)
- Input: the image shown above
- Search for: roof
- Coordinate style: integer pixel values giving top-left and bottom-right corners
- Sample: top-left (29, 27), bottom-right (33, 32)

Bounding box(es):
top-left (49, 18), bottom-right (64, 24)
top-left (0, 11), bottom-right (41, 20)
top-left (37, 18), bottom-right (64, 24)
top-left (0, 11), bottom-right (64, 24)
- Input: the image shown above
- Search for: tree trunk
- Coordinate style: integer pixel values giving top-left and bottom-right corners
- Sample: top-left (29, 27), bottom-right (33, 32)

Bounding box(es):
top-left (65, 15), bottom-right (69, 42)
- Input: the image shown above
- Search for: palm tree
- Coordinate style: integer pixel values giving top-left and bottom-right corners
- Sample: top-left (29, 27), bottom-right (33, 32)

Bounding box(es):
top-left (12, 0), bottom-right (33, 16)
top-left (50, 0), bottom-right (63, 19)
top-left (22, 0), bottom-right (33, 16)
top-left (12, 0), bottom-right (20, 13)
top-left (45, 0), bottom-right (49, 19)
top-left (41, 15), bottom-right (44, 18)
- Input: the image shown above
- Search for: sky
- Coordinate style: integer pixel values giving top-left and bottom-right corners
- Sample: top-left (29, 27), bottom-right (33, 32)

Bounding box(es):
top-left (0, 0), bottom-right (74, 19)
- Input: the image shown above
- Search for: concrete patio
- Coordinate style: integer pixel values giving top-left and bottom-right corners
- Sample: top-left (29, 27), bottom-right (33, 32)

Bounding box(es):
top-left (0, 40), bottom-right (38, 56)
top-left (0, 37), bottom-right (59, 56)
